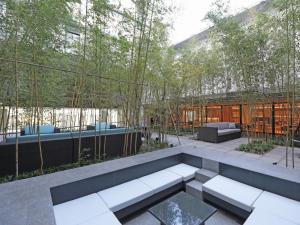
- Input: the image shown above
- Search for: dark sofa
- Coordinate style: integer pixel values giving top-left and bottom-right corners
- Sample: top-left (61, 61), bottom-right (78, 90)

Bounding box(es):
top-left (198, 122), bottom-right (241, 143)
top-left (294, 136), bottom-right (300, 147)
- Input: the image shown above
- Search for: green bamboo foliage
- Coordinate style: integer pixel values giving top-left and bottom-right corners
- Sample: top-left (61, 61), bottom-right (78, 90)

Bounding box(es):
top-left (174, 0), bottom-right (299, 165)
top-left (0, 0), bottom-right (174, 172)
top-left (0, 0), bottom-right (299, 173)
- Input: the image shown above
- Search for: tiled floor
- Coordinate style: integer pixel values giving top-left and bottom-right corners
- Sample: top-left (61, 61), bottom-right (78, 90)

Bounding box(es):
top-left (124, 208), bottom-right (243, 225)
top-left (205, 209), bottom-right (243, 225)
top-left (124, 212), bottom-right (160, 225)
top-left (154, 133), bottom-right (300, 171)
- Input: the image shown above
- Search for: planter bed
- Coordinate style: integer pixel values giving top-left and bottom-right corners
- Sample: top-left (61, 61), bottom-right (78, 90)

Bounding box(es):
top-left (0, 130), bottom-right (142, 176)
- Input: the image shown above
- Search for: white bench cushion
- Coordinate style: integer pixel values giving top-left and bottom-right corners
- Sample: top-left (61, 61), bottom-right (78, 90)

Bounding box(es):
top-left (78, 211), bottom-right (121, 225)
top-left (138, 169), bottom-right (182, 193)
top-left (253, 191), bottom-right (300, 224)
top-left (54, 193), bottom-right (109, 225)
top-left (218, 129), bottom-right (240, 136)
top-left (166, 163), bottom-right (200, 181)
top-left (98, 179), bottom-right (153, 212)
top-left (202, 175), bottom-right (263, 212)
top-left (244, 208), bottom-right (299, 225)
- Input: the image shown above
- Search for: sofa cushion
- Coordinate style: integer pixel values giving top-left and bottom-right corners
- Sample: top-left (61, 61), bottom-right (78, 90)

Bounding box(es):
top-left (205, 122), bottom-right (230, 130)
top-left (138, 169), bottom-right (182, 194)
top-left (205, 123), bottom-right (220, 129)
top-left (166, 163), bottom-right (200, 181)
top-left (253, 191), bottom-right (300, 224)
top-left (78, 211), bottom-right (121, 225)
top-left (98, 179), bottom-right (153, 212)
top-left (218, 122), bottom-right (230, 130)
top-left (53, 193), bottom-right (110, 225)
top-left (228, 123), bottom-right (236, 129)
top-left (24, 125), bottom-right (55, 135)
top-left (244, 208), bottom-right (299, 225)
top-left (96, 122), bottom-right (110, 131)
top-left (202, 175), bottom-right (263, 212)
top-left (40, 125), bottom-right (55, 134)
top-left (217, 129), bottom-right (240, 136)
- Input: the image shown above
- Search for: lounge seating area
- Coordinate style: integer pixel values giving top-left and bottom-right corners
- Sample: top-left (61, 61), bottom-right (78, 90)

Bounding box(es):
top-left (21, 124), bottom-right (61, 136)
top-left (1, 1), bottom-right (300, 225)
top-left (53, 163), bottom-right (199, 225)
top-left (1, 145), bottom-right (300, 225)
top-left (52, 158), bottom-right (300, 225)
top-left (6, 122), bottom-right (130, 143)
top-left (198, 122), bottom-right (241, 143)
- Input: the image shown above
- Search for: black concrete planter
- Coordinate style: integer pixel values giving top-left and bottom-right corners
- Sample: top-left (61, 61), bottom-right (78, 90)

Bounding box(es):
top-left (0, 131), bottom-right (142, 176)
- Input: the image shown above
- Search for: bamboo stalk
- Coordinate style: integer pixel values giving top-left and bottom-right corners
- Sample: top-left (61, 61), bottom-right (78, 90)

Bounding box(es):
top-left (285, 0), bottom-right (290, 168)
top-left (77, 0), bottom-right (89, 162)
top-left (14, 16), bottom-right (19, 178)
top-left (291, 0), bottom-right (296, 168)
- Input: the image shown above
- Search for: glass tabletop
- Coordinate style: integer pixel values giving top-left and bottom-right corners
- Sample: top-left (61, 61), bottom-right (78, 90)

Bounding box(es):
top-left (149, 191), bottom-right (217, 225)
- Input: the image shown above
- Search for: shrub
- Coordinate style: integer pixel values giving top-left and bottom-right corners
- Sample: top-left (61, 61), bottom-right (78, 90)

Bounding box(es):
top-left (237, 140), bottom-right (274, 154)
top-left (269, 136), bottom-right (292, 146)
top-left (0, 158), bottom-right (107, 184)
top-left (139, 139), bottom-right (169, 153)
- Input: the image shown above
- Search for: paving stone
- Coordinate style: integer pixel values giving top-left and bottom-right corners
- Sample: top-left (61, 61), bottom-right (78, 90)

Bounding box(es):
top-left (205, 209), bottom-right (244, 225)
top-left (123, 212), bottom-right (160, 225)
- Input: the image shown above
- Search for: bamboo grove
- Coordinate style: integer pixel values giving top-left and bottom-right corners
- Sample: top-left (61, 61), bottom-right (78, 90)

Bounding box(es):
top-left (0, 0), bottom-right (299, 177)
top-left (172, 0), bottom-right (300, 167)
top-left (0, 0), bottom-right (173, 176)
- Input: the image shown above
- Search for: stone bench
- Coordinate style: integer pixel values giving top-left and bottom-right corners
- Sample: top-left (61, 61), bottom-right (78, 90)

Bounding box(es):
top-left (251, 191), bottom-right (300, 225)
top-left (53, 163), bottom-right (200, 225)
top-left (202, 175), bottom-right (300, 225)
top-left (53, 193), bottom-right (121, 225)
top-left (202, 175), bottom-right (263, 217)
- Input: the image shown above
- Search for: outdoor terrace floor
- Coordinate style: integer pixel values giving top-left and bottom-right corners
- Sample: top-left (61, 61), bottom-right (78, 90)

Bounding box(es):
top-left (161, 134), bottom-right (300, 171)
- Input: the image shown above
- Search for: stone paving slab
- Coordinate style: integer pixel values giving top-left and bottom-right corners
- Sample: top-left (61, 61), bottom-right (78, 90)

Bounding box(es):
top-left (124, 212), bottom-right (160, 225)
top-left (162, 133), bottom-right (300, 171)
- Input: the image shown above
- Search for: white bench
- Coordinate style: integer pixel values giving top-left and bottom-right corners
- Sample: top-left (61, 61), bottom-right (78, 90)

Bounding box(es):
top-left (98, 179), bottom-right (153, 212)
top-left (202, 175), bottom-right (263, 212)
top-left (53, 193), bottom-right (120, 225)
top-left (202, 175), bottom-right (300, 225)
top-left (138, 169), bottom-right (182, 194)
top-left (77, 211), bottom-right (122, 225)
top-left (251, 191), bottom-right (300, 225)
top-left (166, 163), bottom-right (200, 181)
top-left (244, 208), bottom-right (299, 225)
top-left (53, 163), bottom-right (199, 225)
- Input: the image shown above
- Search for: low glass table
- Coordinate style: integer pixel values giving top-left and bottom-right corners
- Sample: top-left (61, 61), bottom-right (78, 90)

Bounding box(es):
top-left (149, 191), bottom-right (217, 225)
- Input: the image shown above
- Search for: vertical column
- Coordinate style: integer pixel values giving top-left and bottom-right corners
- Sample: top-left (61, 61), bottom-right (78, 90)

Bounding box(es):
top-left (200, 105), bottom-right (203, 126)
top-left (272, 103), bottom-right (275, 136)
top-left (240, 104), bottom-right (243, 131)
top-left (205, 106), bottom-right (208, 123)
top-left (221, 105), bottom-right (223, 122)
